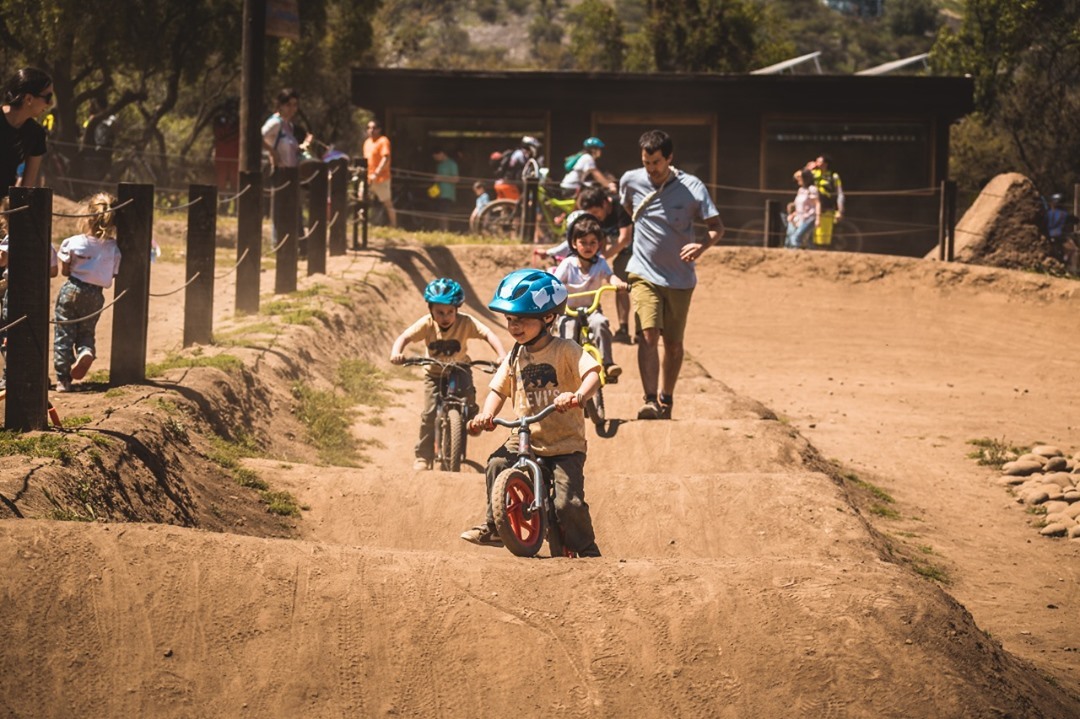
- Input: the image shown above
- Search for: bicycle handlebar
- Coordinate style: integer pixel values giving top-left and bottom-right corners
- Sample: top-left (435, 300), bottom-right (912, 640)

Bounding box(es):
top-left (492, 403), bottom-right (560, 429)
top-left (565, 284), bottom-right (616, 318)
top-left (402, 357), bottom-right (499, 373)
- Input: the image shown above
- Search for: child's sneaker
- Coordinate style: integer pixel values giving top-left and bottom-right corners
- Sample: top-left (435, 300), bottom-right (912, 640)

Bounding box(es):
top-left (55, 379), bottom-right (73, 393)
top-left (612, 327), bottom-right (632, 344)
top-left (412, 457), bottom-right (430, 471)
top-left (604, 363), bottom-right (621, 383)
top-left (460, 523), bottom-right (502, 546)
top-left (70, 349), bottom-right (95, 381)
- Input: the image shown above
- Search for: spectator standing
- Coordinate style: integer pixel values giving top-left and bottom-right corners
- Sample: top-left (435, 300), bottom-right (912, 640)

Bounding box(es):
top-left (618, 129), bottom-right (723, 420)
top-left (785, 169), bottom-right (818, 249)
top-left (810, 154), bottom-right (844, 248)
top-left (261, 88), bottom-right (301, 170)
top-left (1046, 192), bottom-right (1079, 274)
top-left (493, 135), bottom-right (542, 201)
top-left (431, 146), bottom-right (459, 231)
top-left (363, 119), bottom-right (396, 227)
top-left (1, 68), bottom-right (52, 196)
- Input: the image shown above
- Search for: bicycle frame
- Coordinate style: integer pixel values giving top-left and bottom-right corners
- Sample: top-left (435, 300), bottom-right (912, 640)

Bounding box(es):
top-left (565, 284), bottom-right (616, 385)
top-left (495, 404), bottom-right (559, 520)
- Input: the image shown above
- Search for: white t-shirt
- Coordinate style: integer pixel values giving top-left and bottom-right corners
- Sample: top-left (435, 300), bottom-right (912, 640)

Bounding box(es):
top-left (553, 256), bottom-right (613, 308)
top-left (261, 113), bottom-right (299, 168)
top-left (0, 235), bottom-right (58, 279)
top-left (560, 153), bottom-right (597, 191)
top-left (57, 233), bottom-right (122, 288)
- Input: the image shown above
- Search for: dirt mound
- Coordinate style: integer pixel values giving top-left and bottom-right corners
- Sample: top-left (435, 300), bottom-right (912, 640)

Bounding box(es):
top-left (934, 172), bottom-right (1058, 271)
top-left (1, 245), bottom-right (1079, 717)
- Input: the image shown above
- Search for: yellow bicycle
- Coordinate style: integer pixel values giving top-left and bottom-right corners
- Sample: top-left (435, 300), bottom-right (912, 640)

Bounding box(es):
top-left (564, 284), bottom-right (616, 427)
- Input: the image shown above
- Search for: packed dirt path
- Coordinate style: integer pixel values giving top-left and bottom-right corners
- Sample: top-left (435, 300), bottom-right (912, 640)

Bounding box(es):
top-left (2, 241), bottom-right (1079, 718)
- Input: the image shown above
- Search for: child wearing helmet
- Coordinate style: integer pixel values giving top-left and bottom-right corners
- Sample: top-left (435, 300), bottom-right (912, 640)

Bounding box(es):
top-left (390, 277), bottom-right (507, 471)
top-left (553, 212), bottom-right (626, 380)
top-left (462, 269), bottom-right (602, 556)
top-left (560, 136), bottom-right (615, 197)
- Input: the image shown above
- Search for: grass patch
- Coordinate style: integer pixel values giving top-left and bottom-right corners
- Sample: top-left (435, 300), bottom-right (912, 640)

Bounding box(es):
top-left (293, 382), bottom-right (360, 466)
top-left (86, 369), bottom-right (110, 383)
top-left (214, 321), bottom-right (282, 343)
top-left (103, 387), bottom-right (127, 398)
top-left (235, 466), bottom-right (269, 491)
top-left (337, 359), bottom-right (394, 407)
top-left (61, 415), bottom-right (93, 428)
top-left (911, 559), bottom-right (949, 584)
top-left (206, 432), bottom-right (262, 469)
top-left (842, 471), bottom-right (895, 504)
top-left (0, 431), bottom-right (75, 464)
top-left (146, 353), bottom-right (243, 378)
top-left (967, 436), bottom-right (1025, 469)
top-left (869, 503), bottom-right (901, 519)
top-left (261, 490), bottom-right (302, 517)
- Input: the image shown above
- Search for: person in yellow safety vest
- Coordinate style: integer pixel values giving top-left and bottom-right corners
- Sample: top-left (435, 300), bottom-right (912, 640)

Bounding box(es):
top-left (809, 154), bottom-right (844, 248)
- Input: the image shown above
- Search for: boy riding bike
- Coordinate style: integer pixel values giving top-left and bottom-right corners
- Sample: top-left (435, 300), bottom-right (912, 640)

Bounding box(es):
top-left (390, 278), bottom-right (506, 471)
top-left (462, 269), bottom-right (602, 557)
top-left (553, 211), bottom-right (626, 381)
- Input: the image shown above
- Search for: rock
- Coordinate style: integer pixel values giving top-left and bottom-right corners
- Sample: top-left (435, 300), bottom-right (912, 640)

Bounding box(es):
top-left (1002, 460), bottom-right (1045, 476)
top-left (1018, 453), bottom-right (1049, 466)
top-left (1067, 460), bottom-right (1076, 472)
top-left (1040, 523), bottom-right (1069, 537)
top-left (997, 476), bottom-right (1026, 487)
top-left (1023, 490), bottom-right (1050, 505)
top-left (1064, 491), bottom-right (1080, 503)
top-left (1044, 456), bottom-right (1068, 472)
top-left (1042, 472), bottom-right (1075, 489)
top-left (1031, 445), bottom-right (1064, 458)
top-left (1070, 525), bottom-right (1080, 539)
top-left (1066, 504), bottom-right (1080, 520)
top-left (1043, 500), bottom-right (1071, 515)
top-left (1044, 513), bottom-right (1076, 527)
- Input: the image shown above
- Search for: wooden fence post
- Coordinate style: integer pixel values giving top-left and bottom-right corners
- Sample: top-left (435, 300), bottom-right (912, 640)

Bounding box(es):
top-left (110, 183), bottom-right (153, 386)
top-left (356, 158), bottom-right (368, 251)
top-left (4, 187), bottom-right (52, 431)
top-left (184, 184), bottom-right (217, 347)
top-left (941, 180), bottom-right (957, 262)
top-left (306, 164), bottom-right (328, 275)
top-left (328, 159), bottom-right (348, 256)
top-left (272, 166), bottom-right (300, 295)
top-left (764, 199), bottom-right (783, 248)
top-left (235, 171), bottom-right (262, 314)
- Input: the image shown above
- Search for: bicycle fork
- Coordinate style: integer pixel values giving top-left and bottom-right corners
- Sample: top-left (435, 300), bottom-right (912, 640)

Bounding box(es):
top-left (513, 427), bottom-right (545, 516)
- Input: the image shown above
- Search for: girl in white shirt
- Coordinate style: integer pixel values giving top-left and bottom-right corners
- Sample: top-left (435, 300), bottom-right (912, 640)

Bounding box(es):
top-left (553, 214), bottom-right (626, 378)
top-left (53, 192), bottom-right (122, 391)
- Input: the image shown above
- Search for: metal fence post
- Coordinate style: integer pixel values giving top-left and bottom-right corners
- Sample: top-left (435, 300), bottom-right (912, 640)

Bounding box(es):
top-left (184, 184), bottom-right (217, 347)
top-left (943, 180), bottom-right (957, 262)
top-left (521, 175), bottom-right (538, 244)
top-left (110, 183), bottom-right (154, 386)
top-left (4, 187), bottom-right (52, 431)
top-left (306, 164), bottom-right (328, 275)
top-left (328, 158), bottom-right (348, 256)
top-left (235, 171), bottom-right (262, 314)
top-left (357, 158), bottom-right (368, 251)
top-left (272, 166), bottom-right (300, 294)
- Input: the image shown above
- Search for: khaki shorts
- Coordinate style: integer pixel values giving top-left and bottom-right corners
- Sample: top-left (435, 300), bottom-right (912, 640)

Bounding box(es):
top-left (629, 274), bottom-right (694, 343)
top-left (369, 179), bottom-right (392, 203)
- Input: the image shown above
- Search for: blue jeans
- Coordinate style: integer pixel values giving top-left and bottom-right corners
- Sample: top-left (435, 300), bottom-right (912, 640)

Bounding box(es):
top-left (53, 278), bottom-right (105, 382)
top-left (785, 217), bottom-right (815, 249)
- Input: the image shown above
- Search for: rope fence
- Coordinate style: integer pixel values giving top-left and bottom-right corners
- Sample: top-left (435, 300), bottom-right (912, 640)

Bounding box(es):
top-left (214, 247), bottom-right (250, 280)
top-left (218, 184), bottom-right (251, 204)
top-left (154, 196), bottom-right (204, 213)
top-left (149, 271), bottom-right (201, 298)
top-left (262, 234), bottom-right (290, 257)
top-left (0, 314), bottom-right (28, 334)
top-left (52, 197), bottom-right (135, 218)
top-left (50, 289), bottom-right (128, 326)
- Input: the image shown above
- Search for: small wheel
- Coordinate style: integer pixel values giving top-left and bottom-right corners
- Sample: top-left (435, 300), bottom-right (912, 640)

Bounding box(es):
top-left (474, 199), bottom-right (519, 239)
top-left (585, 387), bottom-right (605, 425)
top-left (446, 407), bottom-right (464, 472)
top-left (492, 467), bottom-right (546, 557)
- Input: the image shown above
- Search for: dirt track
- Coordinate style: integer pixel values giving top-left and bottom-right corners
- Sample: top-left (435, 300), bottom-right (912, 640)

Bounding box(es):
top-left (1, 242), bottom-right (1079, 717)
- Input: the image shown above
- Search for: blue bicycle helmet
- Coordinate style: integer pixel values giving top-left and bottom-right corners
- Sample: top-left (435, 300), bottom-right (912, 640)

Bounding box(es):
top-left (583, 137), bottom-right (604, 149)
top-left (424, 277), bottom-right (465, 306)
top-left (489, 269), bottom-right (567, 318)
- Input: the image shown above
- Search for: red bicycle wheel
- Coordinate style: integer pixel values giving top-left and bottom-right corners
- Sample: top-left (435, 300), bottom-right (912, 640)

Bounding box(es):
top-left (492, 467), bottom-right (546, 557)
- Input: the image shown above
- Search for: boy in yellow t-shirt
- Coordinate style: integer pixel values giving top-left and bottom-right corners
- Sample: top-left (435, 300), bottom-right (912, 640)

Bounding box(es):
top-left (390, 278), bottom-right (506, 471)
top-left (463, 269), bottom-right (602, 557)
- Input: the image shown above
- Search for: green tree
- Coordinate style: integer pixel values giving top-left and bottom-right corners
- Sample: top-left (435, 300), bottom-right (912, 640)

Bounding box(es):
top-left (566, 0), bottom-right (626, 71)
top-left (645, 0), bottom-right (791, 73)
top-left (933, 0), bottom-right (1080, 192)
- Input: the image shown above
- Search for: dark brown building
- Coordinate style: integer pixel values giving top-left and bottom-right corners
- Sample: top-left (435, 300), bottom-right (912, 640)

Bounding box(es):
top-left (351, 68), bottom-right (974, 255)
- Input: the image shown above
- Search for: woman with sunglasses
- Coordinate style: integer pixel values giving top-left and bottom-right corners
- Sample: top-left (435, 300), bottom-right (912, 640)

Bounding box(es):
top-left (1, 67), bottom-right (53, 196)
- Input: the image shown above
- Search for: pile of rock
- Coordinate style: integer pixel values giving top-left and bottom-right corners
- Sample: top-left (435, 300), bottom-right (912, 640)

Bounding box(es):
top-left (999, 445), bottom-right (1080, 539)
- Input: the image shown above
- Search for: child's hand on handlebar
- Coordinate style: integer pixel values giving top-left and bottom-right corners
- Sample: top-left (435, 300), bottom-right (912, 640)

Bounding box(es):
top-left (554, 392), bottom-right (580, 413)
top-left (389, 353), bottom-right (405, 365)
top-left (468, 413), bottom-right (495, 435)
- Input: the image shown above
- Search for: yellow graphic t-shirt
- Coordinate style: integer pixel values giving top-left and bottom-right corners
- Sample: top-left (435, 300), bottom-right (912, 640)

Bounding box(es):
top-left (401, 312), bottom-right (496, 376)
top-left (490, 337), bottom-right (600, 456)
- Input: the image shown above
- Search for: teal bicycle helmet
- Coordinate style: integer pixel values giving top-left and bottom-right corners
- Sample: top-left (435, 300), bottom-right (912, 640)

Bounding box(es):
top-left (583, 137), bottom-right (604, 149)
top-left (489, 269), bottom-right (567, 318)
top-left (424, 277), bottom-right (465, 306)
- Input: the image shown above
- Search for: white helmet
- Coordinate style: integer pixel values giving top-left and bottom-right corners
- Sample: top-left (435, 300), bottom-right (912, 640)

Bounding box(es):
top-left (521, 135), bottom-right (541, 150)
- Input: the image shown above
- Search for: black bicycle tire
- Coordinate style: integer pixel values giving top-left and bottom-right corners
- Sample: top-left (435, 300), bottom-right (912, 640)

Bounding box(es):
top-left (446, 407), bottom-right (464, 472)
top-left (474, 199), bottom-right (519, 239)
top-left (492, 467), bottom-right (546, 557)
